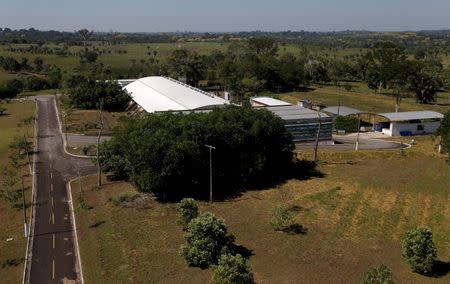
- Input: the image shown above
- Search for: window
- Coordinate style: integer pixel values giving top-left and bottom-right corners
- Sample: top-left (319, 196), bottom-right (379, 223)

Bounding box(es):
top-left (417, 125), bottom-right (424, 131)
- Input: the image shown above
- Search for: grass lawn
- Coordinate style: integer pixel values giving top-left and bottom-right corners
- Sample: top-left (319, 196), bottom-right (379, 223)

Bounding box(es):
top-left (72, 136), bottom-right (450, 283)
top-left (62, 109), bottom-right (126, 136)
top-left (0, 100), bottom-right (35, 283)
top-left (280, 84), bottom-right (450, 114)
top-left (56, 96), bottom-right (127, 136)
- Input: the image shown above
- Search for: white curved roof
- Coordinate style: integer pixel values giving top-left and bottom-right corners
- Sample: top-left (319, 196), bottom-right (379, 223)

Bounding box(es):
top-left (124, 76), bottom-right (229, 113)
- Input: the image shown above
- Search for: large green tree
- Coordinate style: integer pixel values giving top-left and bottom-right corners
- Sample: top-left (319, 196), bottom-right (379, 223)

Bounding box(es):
top-left (364, 42), bottom-right (409, 92)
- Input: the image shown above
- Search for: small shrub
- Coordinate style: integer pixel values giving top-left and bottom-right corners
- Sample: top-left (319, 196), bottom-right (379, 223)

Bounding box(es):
top-left (176, 198), bottom-right (199, 230)
top-left (213, 254), bottom-right (254, 284)
top-left (342, 83), bottom-right (353, 92)
top-left (180, 212), bottom-right (235, 268)
top-left (401, 227), bottom-right (437, 274)
top-left (81, 145), bottom-right (92, 156)
top-left (0, 105), bottom-right (6, 115)
top-left (270, 204), bottom-right (294, 231)
top-left (363, 264), bottom-right (394, 284)
top-left (111, 191), bottom-right (139, 206)
top-left (335, 115), bottom-right (359, 133)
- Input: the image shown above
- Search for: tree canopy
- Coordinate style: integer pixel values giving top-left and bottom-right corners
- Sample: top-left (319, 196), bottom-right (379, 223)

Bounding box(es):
top-left (100, 106), bottom-right (293, 200)
top-left (66, 75), bottom-right (129, 111)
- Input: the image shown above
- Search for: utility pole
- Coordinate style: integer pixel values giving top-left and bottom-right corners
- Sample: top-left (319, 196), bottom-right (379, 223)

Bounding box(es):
top-left (205, 145), bottom-right (216, 202)
top-left (313, 110), bottom-right (322, 162)
top-left (97, 99), bottom-right (104, 187)
top-left (21, 176), bottom-right (28, 238)
top-left (355, 114), bottom-right (361, 151)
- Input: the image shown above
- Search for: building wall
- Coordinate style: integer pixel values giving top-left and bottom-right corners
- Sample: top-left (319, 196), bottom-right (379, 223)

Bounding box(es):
top-left (384, 121), bottom-right (441, 136)
top-left (285, 117), bottom-right (333, 142)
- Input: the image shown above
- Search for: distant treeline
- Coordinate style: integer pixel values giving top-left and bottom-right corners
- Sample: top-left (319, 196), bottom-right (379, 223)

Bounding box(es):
top-left (1, 27), bottom-right (450, 50)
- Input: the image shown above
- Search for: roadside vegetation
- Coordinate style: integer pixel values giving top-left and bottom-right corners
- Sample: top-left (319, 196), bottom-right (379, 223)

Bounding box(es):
top-left (0, 100), bottom-right (35, 283)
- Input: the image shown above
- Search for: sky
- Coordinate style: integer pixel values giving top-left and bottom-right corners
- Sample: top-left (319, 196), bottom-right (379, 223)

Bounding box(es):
top-left (0, 0), bottom-right (449, 32)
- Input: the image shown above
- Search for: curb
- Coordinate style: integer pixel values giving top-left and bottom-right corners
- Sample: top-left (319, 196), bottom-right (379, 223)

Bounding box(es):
top-left (67, 179), bottom-right (85, 284)
top-left (22, 99), bottom-right (38, 284)
top-left (52, 97), bottom-right (94, 159)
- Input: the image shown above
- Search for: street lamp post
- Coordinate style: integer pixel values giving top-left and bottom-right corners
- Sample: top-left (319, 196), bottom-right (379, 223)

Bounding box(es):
top-left (205, 145), bottom-right (216, 202)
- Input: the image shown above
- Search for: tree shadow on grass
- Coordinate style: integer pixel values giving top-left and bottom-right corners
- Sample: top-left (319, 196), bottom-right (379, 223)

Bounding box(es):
top-left (89, 220), bottom-right (106, 229)
top-left (288, 160), bottom-right (325, 181)
top-left (280, 224), bottom-right (308, 235)
top-left (1, 258), bottom-right (24, 268)
top-left (428, 260), bottom-right (450, 278)
top-left (231, 244), bottom-right (254, 259)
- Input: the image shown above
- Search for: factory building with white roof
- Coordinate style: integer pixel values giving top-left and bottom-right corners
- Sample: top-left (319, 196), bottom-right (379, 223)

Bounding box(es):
top-left (124, 76), bottom-right (229, 115)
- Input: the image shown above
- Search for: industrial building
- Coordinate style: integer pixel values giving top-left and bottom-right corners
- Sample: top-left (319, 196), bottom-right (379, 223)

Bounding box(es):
top-left (250, 96), bottom-right (292, 107)
top-left (375, 111), bottom-right (444, 136)
top-left (266, 105), bottom-right (333, 142)
top-left (124, 76), bottom-right (229, 114)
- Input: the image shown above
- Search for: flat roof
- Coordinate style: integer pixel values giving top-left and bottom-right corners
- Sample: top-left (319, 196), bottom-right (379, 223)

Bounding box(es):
top-left (124, 76), bottom-right (229, 113)
top-left (322, 106), bottom-right (364, 116)
top-left (266, 105), bottom-right (330, 120)
top-left (251, 96), bottom-right (291, 106)
top-left (378, 111), bottom-right (444, 122)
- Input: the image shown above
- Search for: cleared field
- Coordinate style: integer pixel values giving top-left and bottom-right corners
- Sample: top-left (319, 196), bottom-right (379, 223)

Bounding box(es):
top-left (72, 136), bottom-right (450, 283)
top-left (0, 100), bottom-right (35, 283)
top-left (281, 84), bottom-right (450, 114)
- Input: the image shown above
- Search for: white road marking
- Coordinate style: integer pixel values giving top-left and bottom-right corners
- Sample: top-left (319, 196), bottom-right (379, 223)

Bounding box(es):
top-left (52, 259), bottom-right (55, 280)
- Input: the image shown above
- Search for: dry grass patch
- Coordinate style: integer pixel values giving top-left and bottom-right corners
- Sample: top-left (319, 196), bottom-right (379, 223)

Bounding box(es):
top-left (72, 136), bottom-right (450, 283)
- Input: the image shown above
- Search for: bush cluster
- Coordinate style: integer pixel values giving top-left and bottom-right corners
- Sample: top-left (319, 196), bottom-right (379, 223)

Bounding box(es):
top-left (213, 254), bottom-right (254, 284)
top-left (180, 212), bottom-right (235, 268)
top-left (363, 264), bottom-right (394, 284)
top-left (176, 198), bottom-right (199, 230)
top-left (401, 227), bottom-right (437, 274)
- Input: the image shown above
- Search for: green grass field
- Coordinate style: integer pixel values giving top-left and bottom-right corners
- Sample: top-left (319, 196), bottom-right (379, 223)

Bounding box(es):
top-left (280, 83), bottom-right (450, 114)
top-left (0, 100), bottom-right (35, 284)
top-left (72, 136), bottom-right (450, 283)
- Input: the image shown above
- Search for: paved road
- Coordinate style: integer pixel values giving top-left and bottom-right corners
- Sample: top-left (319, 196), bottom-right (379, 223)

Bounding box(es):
top-left (295, 134), bottom-right (404, 151)
top-left (26, 97), bottom-right (95, 283)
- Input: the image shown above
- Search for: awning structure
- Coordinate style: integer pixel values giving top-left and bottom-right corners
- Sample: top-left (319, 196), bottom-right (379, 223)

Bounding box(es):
top-left (322, 106), bottom-right (366, 116)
